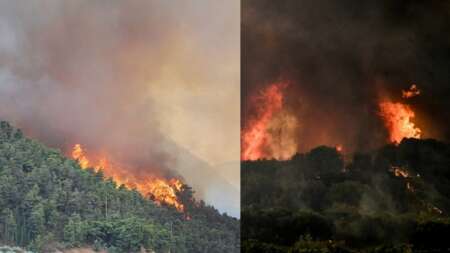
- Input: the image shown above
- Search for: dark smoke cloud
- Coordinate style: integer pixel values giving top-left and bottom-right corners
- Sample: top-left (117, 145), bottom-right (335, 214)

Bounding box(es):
top-left (243, 0), bottom-right (450, 153)
top-left (0, 1), bottom-right (239, 216)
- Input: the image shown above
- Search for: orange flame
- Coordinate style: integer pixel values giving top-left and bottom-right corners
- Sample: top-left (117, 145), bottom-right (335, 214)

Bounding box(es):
top-left (70, 144), bottom-right (185, 211)
top-left (242, 82), bottom-right (297, 160)
top-left (393, 166), bottom-right (409, 178)
top-left (392, 168), bottom-right (443, 213)
top-left (378, 102), bottom-right (421, 144)
top-left (72, 144), bottom-right (90, 169)
top-left (402, 84), bottom-right (420, 98)
top-left (391, 166), bottom-right (414, 192)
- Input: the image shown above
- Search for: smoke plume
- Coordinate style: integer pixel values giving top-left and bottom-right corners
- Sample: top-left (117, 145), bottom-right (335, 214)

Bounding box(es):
top-left (242, 0), bottom-right (450, 153)
top-left (0, 1), bottom-right (239, 216)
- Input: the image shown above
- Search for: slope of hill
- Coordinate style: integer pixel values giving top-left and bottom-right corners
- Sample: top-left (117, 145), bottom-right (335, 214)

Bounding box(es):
top-left (0, 121), bottom-right (239, 253)
top-left (242, 138), bottom-right (450, 252)
top-left (159, 139), bottom-right (240, 218)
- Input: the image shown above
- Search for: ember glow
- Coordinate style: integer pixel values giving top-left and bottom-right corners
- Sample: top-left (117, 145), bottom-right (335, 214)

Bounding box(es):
top-left (70, 144), bottom-right (185, 212)
top-left (402, 84), bottom-right (421, 98)
top-left (391, 166), bottom-right (414, 192)
top-left (241, 82), bottom-right (297, 160)
top-left (378, 102), bottom-right (421, 144)
top-left (393, 166), bottom-right (410, 178)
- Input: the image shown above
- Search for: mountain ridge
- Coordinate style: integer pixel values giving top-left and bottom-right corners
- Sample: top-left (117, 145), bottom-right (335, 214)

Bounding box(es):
top-left (0, 120), bottom-right (239, 253)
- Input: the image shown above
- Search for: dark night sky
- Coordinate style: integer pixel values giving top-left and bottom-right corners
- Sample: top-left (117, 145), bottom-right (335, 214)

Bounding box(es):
top-left (242, 0), bottom-right (450, 152)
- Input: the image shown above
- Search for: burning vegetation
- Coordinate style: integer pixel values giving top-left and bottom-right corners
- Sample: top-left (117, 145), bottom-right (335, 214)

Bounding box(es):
top-left (378, 101), bottom-right (421, 144)
top-left (391, 166), bottom-right (415, 192)
top-left (71, 144), bottom-right (185, 212)
top-left (241, 82), bottom-right (298, 160)
top-left (242, 82), bottom-right (424, 160)
top-left (0, 121), bottom-right (239, 253)
top-left (392, 166), bottom-right (410, 178)
top-left (378, 84), bottom-right (422, 144)
top-left (242, 139), bottom-right (450, 252)
top-left (242, 0), bottom-right (450, 252)
top-left (402, 84), bottom-right (421, 98)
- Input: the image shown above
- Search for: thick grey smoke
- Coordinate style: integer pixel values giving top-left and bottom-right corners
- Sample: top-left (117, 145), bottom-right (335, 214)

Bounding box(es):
top-left (0, 1), bottom-right (240, 216)
top-left (243, 0), bottom-right (450, 153)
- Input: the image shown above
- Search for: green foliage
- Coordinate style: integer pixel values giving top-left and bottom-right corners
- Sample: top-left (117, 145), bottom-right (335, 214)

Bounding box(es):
top-left (0, 121), bottom-right (239, 252)
top-left (0, 245), bottom-right (33, 253)
top-left (288, 235), bottom-right (331, 253)
top-left (242, 138), bottom-right (450, 252)
top-left (326, 181), bottom-right (366, 207)
top-left (242, 239), bottom-right (287, 253)
top-left (368, 244), bottom-right (412, 253)
top-left (242, 208), bottom-right (334, 246)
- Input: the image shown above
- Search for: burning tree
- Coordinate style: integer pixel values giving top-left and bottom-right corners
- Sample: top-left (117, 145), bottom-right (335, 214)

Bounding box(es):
top-left (0, 121), bottom-right (239, 252)
top-left (242, 82), bottom-right (298, 160)
top-left (70, 144), bottom-right (187, 212)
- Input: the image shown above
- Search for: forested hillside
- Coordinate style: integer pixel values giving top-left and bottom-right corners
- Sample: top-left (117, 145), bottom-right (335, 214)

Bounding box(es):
top-left (0, 121), bottom-right (239, 253)
top-left (242, 138), bottom-right (450, 252)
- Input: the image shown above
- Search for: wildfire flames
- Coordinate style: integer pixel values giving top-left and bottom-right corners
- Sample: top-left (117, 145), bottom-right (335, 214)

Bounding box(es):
top-left (402, 84), bottom-right (420, 98)
top-left (71, 144), bottom-right (185, 211)
top-left (391, 166), bottom-right (414, 192)
top-left (242, 82), bottom-right (424, 160)
top-left (72, 144), bottom-right (90, 169)
top-left (378, 84), bottom-right (422, 144)
top-left (393, 166), bottom-right (410, 178)
top-left (241, 82), bottom-right (297, 160)
top-left (378, 102), bottom-right (421, 144)
top-left (391, 165), bottom-right (443, 214)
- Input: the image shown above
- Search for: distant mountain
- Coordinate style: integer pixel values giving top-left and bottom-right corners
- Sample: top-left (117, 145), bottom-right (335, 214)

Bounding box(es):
top-left (159, 138), bottom-right (240, 217)
top-left (211, 161), bottom-right (240, 218)
top-left (214, 161), bottom-right (240, 190)
top-left (0, 120), bottom-right (239, 253)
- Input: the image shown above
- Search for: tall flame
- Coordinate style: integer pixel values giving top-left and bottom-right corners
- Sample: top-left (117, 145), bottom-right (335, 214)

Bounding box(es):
top-left (242, 82), bottom-right (297, 160)
top-left (70, 144), bottom-right (185, 211)
top-left (72, 144), bottom-right (89, 169)
top-left (378, 102), bottom-right (421, 144)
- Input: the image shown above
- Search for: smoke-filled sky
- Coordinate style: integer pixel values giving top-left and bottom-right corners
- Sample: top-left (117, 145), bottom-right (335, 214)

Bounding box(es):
top-left (243, 0), bottom-right (450, 153)
top-left (0, 1), bottom-right (239, 215)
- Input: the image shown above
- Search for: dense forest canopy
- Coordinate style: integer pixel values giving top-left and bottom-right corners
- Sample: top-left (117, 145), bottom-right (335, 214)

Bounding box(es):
top-left (0, 121), bottom-right (239, 253)
top-left (242, 138), bottom-right (450, 252)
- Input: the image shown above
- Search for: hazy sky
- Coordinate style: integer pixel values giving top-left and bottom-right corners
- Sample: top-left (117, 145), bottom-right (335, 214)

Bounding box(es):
top-left (0, 0), bottom-right (240, 212)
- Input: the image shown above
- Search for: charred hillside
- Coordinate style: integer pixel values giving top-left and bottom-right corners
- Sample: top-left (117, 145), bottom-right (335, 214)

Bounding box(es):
top-left (242, 138), bottom-right (450, 252)
top-left (0, 121), bottom-right (239, 253)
